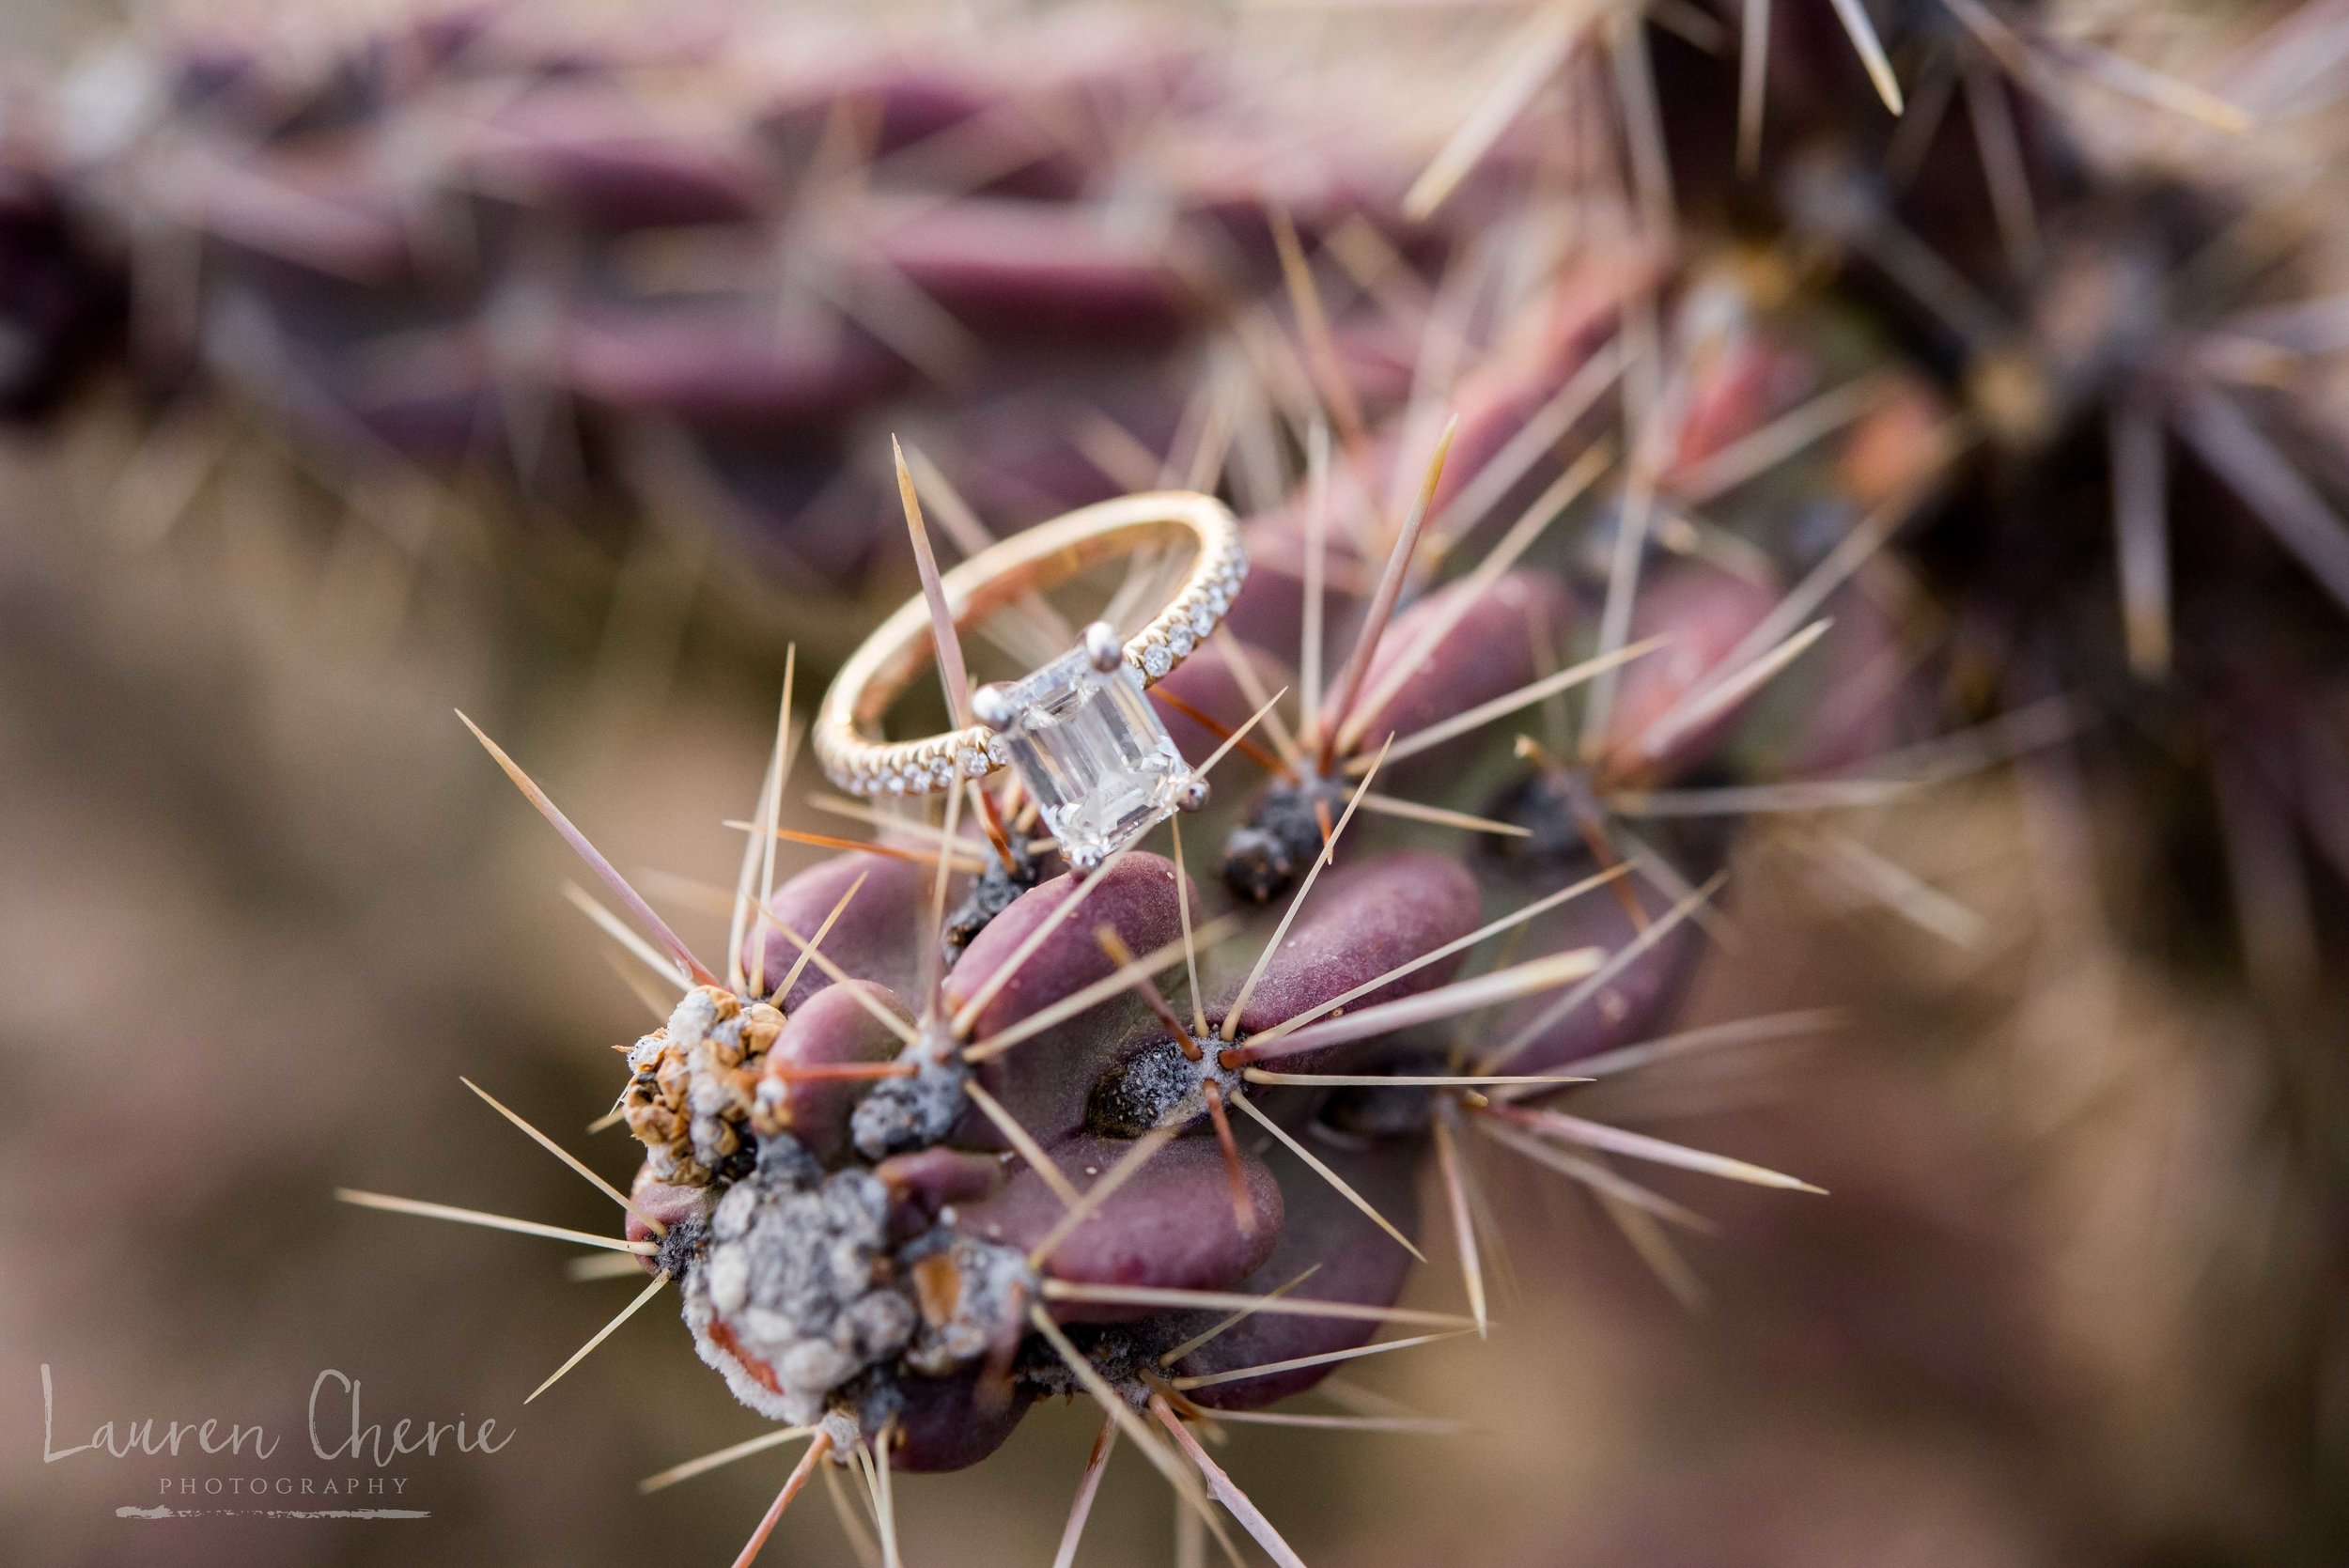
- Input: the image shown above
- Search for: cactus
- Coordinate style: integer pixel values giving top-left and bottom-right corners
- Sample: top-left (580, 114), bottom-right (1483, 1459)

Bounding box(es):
top-left (338, 289), bottom-right (1952, 1557)
top-left (20, 0), bottom-right (2330, 1559)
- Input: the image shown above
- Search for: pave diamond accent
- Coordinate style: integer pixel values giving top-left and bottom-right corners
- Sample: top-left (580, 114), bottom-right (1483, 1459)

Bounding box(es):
top-left (994, 645), bottom-right (1190, 866)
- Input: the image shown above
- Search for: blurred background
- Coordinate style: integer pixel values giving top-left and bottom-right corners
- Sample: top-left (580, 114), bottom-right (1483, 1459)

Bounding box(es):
top-left (3, 1), bottom-right (2344, 1565)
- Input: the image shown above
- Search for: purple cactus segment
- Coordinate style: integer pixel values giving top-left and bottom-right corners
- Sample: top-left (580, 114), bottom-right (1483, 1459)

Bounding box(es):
top-left (929, 378), bottom-right (1189, 524)
top-left (958, 1134), bottom-right (1283, 1316)
top-left (1774, 582), bottom-right (1912, 777)
top-left (459, 85), bottom-right (761, 229)
top-left (562, 307), bottom-right (909, 431)
top-left (993, 1003), bottom-right (1174, 1149)
top-left (1660, 326), bottom-right (1824, 485)
top-left (870, 199), bottom-right (1194, 342)
top-left (1223, 852), bottom-right (1482, 1065)
top-left (754, 981), bottom-right (916, 1165)
top-left (1149, 641), bottom-right (1294, 768)
top-left (947, 855), bottom-right (1209, 1144)
top-left (1168, 1125), bottom-right (1422, 1408)
top-left (763, 21), bottom-right (1196, 207)
top-left (1595, 560), bottom-right (1781, 782)
top-left (755, 59), bottom-right (998, 158)
top-left (1220, 505), bottom-right (1367, 655)
top-left (944, 851), bottom-right (1193, 1046)
top-left (184, 151), bottom-right (423, 287)
top-left (873, 1147), bottom-right (1004, 1230)
top-left (744, 849), bottom-right (930, 1013)
top-left (1346, 569), bottom-right (1578, 754)
top-left (1489, 880), bottom-right (1710, 1076)
top-left (884, 1367), bottom-right (1034, 1473)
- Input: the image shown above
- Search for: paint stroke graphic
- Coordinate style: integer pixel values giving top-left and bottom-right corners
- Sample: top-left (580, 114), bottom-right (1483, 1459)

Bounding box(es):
top-left (117, 1505), bottom-right (430, 1519)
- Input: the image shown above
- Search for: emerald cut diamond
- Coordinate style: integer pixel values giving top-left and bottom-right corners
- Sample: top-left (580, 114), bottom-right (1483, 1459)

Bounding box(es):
top-left (988, 641), bottom-right (1192, 869)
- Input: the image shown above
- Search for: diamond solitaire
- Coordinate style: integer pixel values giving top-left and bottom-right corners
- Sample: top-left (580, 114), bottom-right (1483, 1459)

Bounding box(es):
top-left (972, 623), bottom-right (1206, 870)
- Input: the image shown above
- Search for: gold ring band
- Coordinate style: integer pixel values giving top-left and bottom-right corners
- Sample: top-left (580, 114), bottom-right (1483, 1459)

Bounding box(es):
top-left (815, 490), bottom-right (1246, 798)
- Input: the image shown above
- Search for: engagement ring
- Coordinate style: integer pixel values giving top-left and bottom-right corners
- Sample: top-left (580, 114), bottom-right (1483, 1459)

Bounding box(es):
top-left (814, 490), bottom-right (1246, 869)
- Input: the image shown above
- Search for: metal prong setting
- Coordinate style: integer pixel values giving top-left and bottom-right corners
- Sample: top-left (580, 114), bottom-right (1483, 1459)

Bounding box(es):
top-left (1082, 621), bottom-right (1124, 673)
top-left (1176, 777), bottom-right (1211, 812)
top-left (972, 683), bottom-right (1016, 731)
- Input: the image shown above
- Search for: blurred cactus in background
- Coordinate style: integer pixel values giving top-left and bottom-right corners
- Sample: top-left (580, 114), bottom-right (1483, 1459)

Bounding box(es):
top-left (1, 1), bottom-right (1529, 648)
